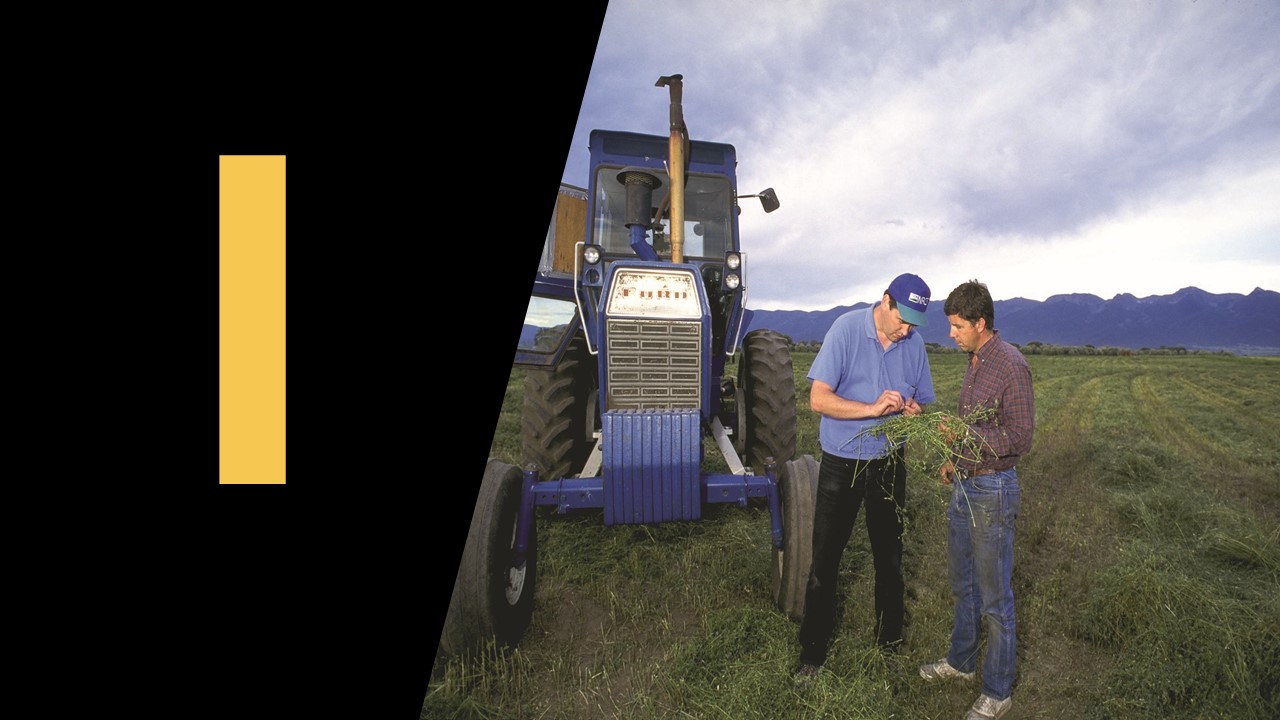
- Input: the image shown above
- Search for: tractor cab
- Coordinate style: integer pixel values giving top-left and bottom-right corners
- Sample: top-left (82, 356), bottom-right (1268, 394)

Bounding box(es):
top-left (516, 129), bottom-right (777, 375)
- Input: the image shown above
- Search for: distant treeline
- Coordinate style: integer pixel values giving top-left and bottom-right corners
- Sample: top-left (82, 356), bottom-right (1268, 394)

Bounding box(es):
top-left (785, 339), bottom-right (1233, 356)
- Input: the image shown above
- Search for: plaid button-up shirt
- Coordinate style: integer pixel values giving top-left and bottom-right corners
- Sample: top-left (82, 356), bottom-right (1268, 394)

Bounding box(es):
top-left (957, 329), bottom-right (1035, 473)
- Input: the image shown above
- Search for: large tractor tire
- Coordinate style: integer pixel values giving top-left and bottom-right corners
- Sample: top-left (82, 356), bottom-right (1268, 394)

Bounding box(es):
top-left (738, 328), bottom-right (797, 473)
top-left (773, 454), bottom-right (819, 621)
top-left (437, 459), bottom-right (537, 660)
top-left (522, 337), bottom-right (597, 481)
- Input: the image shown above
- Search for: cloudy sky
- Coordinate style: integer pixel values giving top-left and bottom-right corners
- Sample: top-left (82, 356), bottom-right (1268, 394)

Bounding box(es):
top-left (557, 0), bottom-right (1280, 311)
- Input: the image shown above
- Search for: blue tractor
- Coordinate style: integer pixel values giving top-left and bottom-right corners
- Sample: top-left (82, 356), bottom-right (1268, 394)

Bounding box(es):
top-left (438, 75), bottom-right (820, 659)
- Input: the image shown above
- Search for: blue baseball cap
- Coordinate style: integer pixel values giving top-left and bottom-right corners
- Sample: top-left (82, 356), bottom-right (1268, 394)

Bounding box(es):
top-left (887, 273), bottom-right (931, 326)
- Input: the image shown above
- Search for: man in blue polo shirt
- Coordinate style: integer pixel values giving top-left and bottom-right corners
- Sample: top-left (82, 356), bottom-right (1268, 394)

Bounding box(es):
top-left (795, 272), bottom-right (936, 686)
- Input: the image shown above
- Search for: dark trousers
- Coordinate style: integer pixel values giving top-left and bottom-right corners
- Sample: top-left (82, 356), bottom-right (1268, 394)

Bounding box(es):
top-left (798, 448), bottom-right (907, 665)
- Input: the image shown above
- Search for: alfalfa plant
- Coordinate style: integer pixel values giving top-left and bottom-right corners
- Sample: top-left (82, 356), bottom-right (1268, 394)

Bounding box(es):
top-left (867, 405), bottom-right (998, 475)
top-left (848, 404), bottom-right (999, 531)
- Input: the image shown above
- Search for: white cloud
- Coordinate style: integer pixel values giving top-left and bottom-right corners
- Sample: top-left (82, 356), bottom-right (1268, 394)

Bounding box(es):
top-left (562, 0), bottom-right (1280, 308)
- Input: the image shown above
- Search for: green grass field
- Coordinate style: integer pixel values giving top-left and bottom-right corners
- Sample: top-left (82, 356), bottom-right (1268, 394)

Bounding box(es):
top-left (426, 353), bottom-right (1279, 720)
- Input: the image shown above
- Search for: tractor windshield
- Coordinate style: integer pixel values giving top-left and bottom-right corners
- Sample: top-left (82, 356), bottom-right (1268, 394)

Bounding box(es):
top-left (592, 168), bottom-right (732, 261)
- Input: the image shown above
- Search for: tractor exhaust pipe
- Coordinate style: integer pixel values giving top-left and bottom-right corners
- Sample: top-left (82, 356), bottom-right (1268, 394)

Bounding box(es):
top-left (656, 74), bottom-right (688, 263)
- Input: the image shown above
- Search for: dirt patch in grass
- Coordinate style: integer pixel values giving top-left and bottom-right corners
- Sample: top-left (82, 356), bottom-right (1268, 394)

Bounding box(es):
top-left (536, 586), bottom-right (615, 672)
top-left (519, 584), bottom-right (705, 717)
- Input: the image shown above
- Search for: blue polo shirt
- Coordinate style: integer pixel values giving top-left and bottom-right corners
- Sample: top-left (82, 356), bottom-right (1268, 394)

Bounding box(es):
top-left (808, 306), bottom-right (936, 460)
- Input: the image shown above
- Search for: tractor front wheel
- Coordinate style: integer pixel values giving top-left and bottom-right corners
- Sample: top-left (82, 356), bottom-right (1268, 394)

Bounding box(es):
top-left (773, 454), bottom-right (819, 621)
top-left (437, 459), bottom-right (537, 659)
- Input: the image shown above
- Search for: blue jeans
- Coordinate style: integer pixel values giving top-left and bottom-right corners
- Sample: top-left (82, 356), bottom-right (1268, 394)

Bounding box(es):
top-left (946, 468), bottom-right (1020, 701)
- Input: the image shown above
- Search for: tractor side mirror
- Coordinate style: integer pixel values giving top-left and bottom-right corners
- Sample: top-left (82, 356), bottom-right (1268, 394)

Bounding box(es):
top-left (757, 188), bottom-right (780, 213)
top-left (739, 188), bottom-right (780, 214)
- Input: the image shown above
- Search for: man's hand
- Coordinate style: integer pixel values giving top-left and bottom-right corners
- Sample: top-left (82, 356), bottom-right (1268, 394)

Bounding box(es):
top-left (902, 397), bottom-right (922, 417)
top-left (873, 389), bottom-right (905, 417)
top-left (938, 417), bottom-right (967, 445)
top-left (939, 460), bottom-right (955, 485)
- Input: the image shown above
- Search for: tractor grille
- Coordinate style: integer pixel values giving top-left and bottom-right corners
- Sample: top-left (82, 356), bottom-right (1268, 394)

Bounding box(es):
top-left (605, 319), bottom-right (702, 411)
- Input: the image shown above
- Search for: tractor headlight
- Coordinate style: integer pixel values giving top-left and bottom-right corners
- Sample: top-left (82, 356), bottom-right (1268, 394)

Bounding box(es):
top-left (722, 251), bottom-right (745, 291)
top-left (583, 244), bottom-right (601, 265)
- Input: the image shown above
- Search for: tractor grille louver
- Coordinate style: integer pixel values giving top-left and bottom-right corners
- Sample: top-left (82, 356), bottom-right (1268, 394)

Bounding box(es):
top-left (604, 319), bottom-right (702, 411)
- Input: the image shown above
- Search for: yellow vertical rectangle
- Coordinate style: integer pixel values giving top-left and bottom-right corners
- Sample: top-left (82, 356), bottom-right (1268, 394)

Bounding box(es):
top-left (220, 155), bottom-right (286, 484)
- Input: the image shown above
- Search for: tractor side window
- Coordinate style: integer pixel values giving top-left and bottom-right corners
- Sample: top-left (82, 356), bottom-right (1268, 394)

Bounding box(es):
top-left (515, 296), bottom-right (579, 366)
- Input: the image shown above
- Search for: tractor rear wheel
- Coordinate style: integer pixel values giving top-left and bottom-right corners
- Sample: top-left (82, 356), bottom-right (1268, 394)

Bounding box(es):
top-left (522, 337), bottom-right (597, 480)
top-left (438, 459), bottom-right (537, 659)
top-left (738, 328), bottom-right (797, 473)
top-left (773, 454), bottom-right (819, 621)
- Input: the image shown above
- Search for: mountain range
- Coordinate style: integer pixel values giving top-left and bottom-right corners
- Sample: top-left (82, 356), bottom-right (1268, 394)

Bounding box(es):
top-left (743, 287), bottom-right (1280, 356)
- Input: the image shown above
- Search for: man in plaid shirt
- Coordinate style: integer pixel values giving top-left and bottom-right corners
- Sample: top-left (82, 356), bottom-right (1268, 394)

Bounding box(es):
top-left (918, 279), bottom-right (1034, 720)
